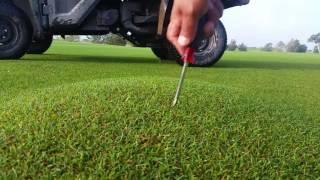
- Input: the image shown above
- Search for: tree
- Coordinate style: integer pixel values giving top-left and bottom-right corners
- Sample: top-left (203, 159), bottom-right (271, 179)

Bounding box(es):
top-left (308, 33), bottom-right (320, 51)
top-left (296, 44), bottom-right (308, 53)
top-left (238, 43), bottom-right (247, 51)
top-left (104, 34), bottom-right (127, 46)
top-left (262, 43), bottom-right (273, 52)
top-left (286, 39), bottom-right (307, 53)
top-left (228, 40), bottom-right (237, 51)
top-left (286, 39), bottom-right (300, 52)
top-left (275, 41), bottom-right (286, 52)
top-left (53, 35), bottom-right (63, 40)
top-left (65, 35), bottom-right (80, 42)
top-left (87, 35), bottom-right (105, 44)
top-left (313, 46), bottom-right (319, 54)
top-left (88, 34), bottom-right (127, 46)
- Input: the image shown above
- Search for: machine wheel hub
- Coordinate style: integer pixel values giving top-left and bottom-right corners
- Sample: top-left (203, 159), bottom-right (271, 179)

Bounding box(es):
top-left (0, 19), bottom-right (13, 45)
top-left (197, 39), bottom-right (210, 52)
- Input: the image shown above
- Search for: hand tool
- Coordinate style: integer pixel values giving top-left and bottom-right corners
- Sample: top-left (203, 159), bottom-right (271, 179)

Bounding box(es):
top-left (172, 16), bottom-right (208, 107)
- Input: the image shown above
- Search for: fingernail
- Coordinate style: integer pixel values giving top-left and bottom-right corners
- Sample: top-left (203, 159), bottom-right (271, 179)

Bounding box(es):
top-left (178, 36), bottom-right (189, 46)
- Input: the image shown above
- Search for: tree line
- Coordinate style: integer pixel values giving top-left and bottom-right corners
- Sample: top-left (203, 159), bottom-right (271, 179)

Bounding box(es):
top-left (227, 33), bottom-right (320, 54)
top-left (57, 32), bottom-right (320, 54)
top-left (55, 34), bottom-right (128, 46)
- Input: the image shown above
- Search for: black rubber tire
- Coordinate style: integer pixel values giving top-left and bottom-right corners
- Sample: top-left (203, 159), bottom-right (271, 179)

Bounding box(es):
top-left (151, 47), bottom-right (168, 60)
top-left (0, 2), bottom-right (32, 59)
top-left (171, 20), bottom-right (227, 67)
top-left (28, 34), bottom-right (53, 54)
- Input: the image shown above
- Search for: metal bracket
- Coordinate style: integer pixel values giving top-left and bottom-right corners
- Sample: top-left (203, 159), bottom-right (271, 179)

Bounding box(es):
top-left (157, 0), bottom-right (171, 36)
top-left (47, 0), bottom-right (101, 28)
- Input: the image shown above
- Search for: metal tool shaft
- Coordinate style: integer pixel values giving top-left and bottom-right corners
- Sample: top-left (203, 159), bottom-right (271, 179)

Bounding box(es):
top-left (172, 61), bottom-right (189, 106)
top-left (171, 15), bottom-right (207, 107)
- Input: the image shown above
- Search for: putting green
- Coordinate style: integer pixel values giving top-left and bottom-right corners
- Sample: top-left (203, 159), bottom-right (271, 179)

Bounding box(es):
top-left (0, 41), bottom-right (319, 178)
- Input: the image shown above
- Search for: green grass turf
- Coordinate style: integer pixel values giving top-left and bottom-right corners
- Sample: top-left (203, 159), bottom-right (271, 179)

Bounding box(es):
top-left (0, 41), bottom-right (320, 178)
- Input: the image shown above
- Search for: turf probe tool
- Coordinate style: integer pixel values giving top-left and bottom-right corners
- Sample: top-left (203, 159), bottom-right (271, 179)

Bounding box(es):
top-left (172, 48), bottom-right (194, 106)
top-left (172, 16), bottom-right (207, 107)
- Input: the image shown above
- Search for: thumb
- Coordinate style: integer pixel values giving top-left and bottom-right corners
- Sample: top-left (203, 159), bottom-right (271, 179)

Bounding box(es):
top-left (178, 16), bottom-right (198, 48)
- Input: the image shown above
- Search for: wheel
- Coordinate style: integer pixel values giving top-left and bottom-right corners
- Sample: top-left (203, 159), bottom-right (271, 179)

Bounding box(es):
top-left (151, 47), bottom-right (168, 60)
top-left (171, 20), bottom-right (227, 67)
top-left (28, 34), bottom-right (53, 54)
top-left (0, 2), bottom-right (33, 59)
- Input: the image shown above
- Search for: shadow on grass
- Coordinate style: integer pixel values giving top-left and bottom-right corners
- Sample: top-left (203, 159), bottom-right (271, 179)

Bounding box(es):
top-left (23, 54), bottom-right (170, 64)
top-left (216, 59), bottom-right (320, 70)
top-left (23, 54), bottom-right (320, 70)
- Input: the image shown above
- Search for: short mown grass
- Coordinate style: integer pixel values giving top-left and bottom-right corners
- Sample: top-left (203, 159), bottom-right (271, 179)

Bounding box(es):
top-left (0, 41), bottom-right (320, 178)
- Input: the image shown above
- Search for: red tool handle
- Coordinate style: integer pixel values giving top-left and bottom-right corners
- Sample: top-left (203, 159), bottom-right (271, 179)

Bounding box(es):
top-left (182, 15), bottom-right (208, 64)
top-left (183, 47), bottom-right (195, 64)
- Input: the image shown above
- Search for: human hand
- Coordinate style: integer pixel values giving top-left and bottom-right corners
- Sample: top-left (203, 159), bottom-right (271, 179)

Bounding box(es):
top-left (167, 0), bottom-right (223, 55)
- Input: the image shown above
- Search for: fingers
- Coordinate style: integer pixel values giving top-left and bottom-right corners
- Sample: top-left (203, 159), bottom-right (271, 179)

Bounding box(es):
top-left (204, 0), bottom-right (224, 37)
top-left (167, 18), bottom-right (184, 55)
top-left (166, 0), bottom-right (224, 56)
top-left (213, 0), bottom-right (224, 17)
top-left (167, 9), bottom-right (199, 55)
top-left (167, 2), bottom-right (202, 55)
top-left (204, 21), bottom-right (214, 37)
top-left (178, 14), bottom-right (198, 51)
top-left (167, 16), bottom-right (198, 56)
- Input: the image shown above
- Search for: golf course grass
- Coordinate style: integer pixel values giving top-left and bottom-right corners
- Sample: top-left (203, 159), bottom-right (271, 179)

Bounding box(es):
top-left (0, 41), bottom-right (319, 178)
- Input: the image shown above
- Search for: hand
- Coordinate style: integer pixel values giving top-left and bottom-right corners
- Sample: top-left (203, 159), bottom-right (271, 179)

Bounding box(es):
top-left (167, 0), bottom-right (223, 55)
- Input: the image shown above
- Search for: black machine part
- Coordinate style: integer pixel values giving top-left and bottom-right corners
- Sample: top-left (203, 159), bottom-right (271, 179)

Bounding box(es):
top-left (28, 33), bottom-right (53, 54)
top-left (0, 1), bottom-right (33, 59)
top-left (43, 0), bottom-right (159, 36)
top-left (97, 9), bottom-right (119, 26)
top-left (120, 0), bottom-right (157, 36)
top-left (11, 0), bottom-right (43, 39)
top-left (151, 20), bottom-right (227, 67)
top-left (45, 0), bottom-right (101, 28)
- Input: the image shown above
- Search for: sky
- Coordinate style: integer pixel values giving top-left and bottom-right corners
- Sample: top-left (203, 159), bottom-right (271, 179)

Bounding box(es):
top-left (221, 0), bottom-right (320, 48)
